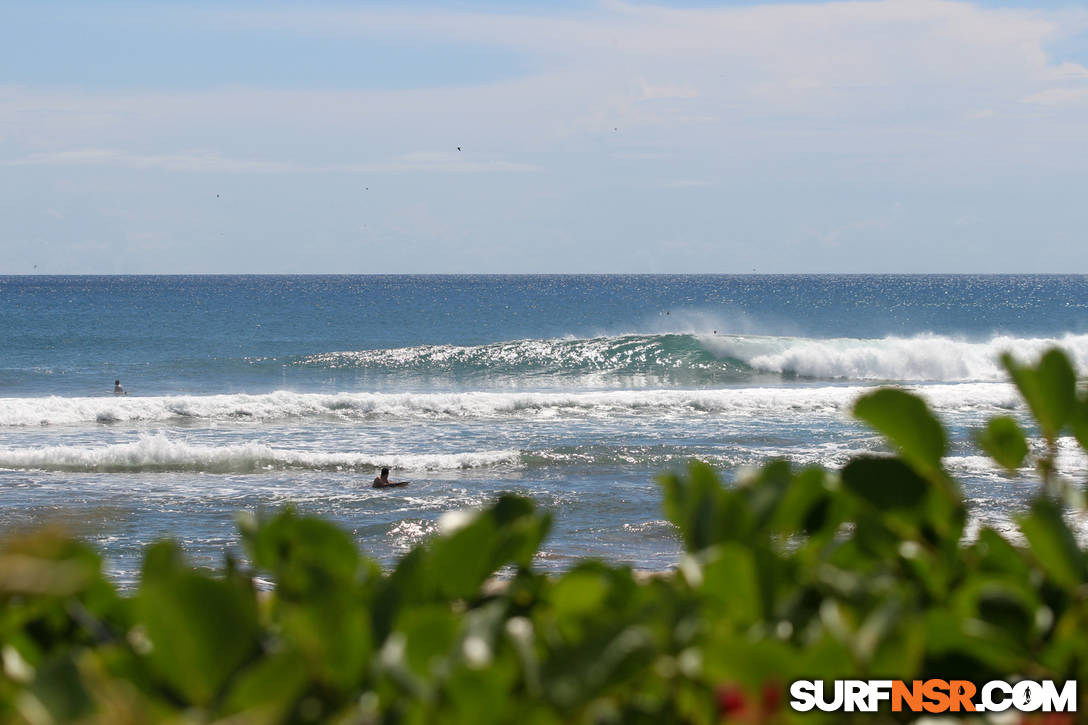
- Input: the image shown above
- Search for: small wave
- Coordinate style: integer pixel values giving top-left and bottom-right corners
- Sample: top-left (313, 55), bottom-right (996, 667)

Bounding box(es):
top-left (4, 432), bottom-right (1083, 478)
top-left (0, 434), bottom-right (520, 473)
top-left (0, 384), bottom-right (1022, 427)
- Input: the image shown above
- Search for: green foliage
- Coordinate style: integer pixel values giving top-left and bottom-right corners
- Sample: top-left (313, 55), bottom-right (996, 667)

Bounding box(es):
top-left (2, 348), bottom-right (1088, 723)
top-left (976, 415), bottom-right (1029, 472)
top-left (1018, 498), bottom-right (1085, 591)
top-left (853, 388), bottom-right (946, 478)
top-left (137, 541), bottom-right (260, 705)
top-left (1002, 349), bottom-right (1077, 444)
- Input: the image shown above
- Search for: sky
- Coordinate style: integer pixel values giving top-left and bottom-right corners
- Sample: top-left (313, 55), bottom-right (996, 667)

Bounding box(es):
top-left (2, 0), bottom-right (1088, 274)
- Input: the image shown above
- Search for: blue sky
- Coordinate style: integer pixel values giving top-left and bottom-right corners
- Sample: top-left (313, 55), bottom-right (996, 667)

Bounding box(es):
top-left (2, 0), bottom-right (1088, 273)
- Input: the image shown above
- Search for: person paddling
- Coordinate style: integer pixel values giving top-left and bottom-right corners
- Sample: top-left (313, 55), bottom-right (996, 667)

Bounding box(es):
top-left (372, 467), bottom-right (408, 488)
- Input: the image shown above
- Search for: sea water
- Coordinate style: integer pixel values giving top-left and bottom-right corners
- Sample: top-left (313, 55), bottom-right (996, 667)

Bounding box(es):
top-left (1, 275), bottom-right (1087, 585)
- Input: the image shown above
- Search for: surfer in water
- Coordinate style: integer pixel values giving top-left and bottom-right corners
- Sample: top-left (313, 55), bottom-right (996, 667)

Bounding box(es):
top-left (372, 467), bottom-right (408, 488)
top-left (113, 379), bottom-right (127, 396)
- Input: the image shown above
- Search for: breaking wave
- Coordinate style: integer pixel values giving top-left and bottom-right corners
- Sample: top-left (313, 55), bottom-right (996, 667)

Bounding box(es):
top-left (713, 332), bottom-right (1088, 382)
top-left (0, 434), bottom-right (520, 473)
top-left (0, 384), bottom-right (1022, 427)
top-left (294, 332), bottom-right (1088, 383)
top-left (293, 333), bottom-right (748, 386)
top-left (5, 434), bottom-right (1080, 477)
top-left (4, 332), bottom-right (1085, 427)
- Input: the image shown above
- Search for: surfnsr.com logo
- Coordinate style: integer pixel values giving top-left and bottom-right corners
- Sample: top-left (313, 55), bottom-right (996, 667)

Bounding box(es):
top-left (789, 679), bottom-right (1077, 714)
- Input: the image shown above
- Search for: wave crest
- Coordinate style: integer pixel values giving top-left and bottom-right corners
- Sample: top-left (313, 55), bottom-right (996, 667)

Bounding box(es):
top-left (0, 434), bottom-right (520, 473)
top-left (293, 334), bottom-right (747, 384)
top-left (710, 332), bottom-right (1088, 382)
top-left (295, 332), bottom-right (1088, 384)
top-left (0, 384), bottom-right (1020, 427)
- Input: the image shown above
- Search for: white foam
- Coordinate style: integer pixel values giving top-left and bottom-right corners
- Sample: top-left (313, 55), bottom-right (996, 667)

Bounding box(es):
top-left (0, 384), bottom-right (1022, 427)
top-left (0, 433), bottom-right (521, 473)
top-left (707, 332), bottom-right (1088, 382)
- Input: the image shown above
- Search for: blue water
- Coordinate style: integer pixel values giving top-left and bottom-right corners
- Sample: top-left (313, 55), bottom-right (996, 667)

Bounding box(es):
top-left (2, 275), bottom-right (1087, 584)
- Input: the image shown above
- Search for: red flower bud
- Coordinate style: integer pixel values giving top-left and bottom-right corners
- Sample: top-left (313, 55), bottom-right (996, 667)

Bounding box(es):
top-left (716, 684), bottom-right (747, 717)
top-left (761, 682), bottom-right (781, 713)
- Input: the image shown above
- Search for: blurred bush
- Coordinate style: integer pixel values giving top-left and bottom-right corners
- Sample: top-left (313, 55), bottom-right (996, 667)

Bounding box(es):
top-left (2, 350), bottom-right (1088, 723)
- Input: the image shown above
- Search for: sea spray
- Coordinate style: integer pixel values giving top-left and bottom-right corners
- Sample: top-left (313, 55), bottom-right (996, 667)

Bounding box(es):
top-left (717, 333), bottom-right (1088, 382)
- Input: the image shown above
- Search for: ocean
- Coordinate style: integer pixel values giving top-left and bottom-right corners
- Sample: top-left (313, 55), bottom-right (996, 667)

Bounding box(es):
top-left (2, 274), bottom-right (1087, 586)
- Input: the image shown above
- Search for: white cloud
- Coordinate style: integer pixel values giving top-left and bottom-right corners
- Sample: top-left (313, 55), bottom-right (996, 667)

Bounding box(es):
top-left (3, 0), bottom-right (1088, 272)
top-left (3, 0), bottom-right (1085, 153)
top-left (1024, 87), bottom-right (1088, 106)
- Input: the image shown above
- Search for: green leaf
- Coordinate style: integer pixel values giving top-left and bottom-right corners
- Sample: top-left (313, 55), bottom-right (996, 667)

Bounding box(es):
top-left (1018, 497), bottom-right (1086, 591)
top-left (854, 389), bottom-right (946, 477)
top-left (137, 542), bottom-right (260, 706)
top-left (26, 655), bottom-right (93, 723)
top-left (430, 516), bottom-right (501, 599)
top-left (1070, 399), bottom-right (1088, 454)
top-left (489, 495), bottom-right (551, 569)
top-left (923, 610), bottom-right (1023, 676)
top-left (446, 664), bottom-right (517, 725)
top-left (427, 495), bottom-right (551, 600)
top-left (372, 546), bottom-right (428, 642)
top-left (973, 583), bottom-right (1036, 643)
top-left (396, 605), bottom-right (460, 677)
top-left (280, 600), bottom-right (372, 690)
top-left (976, 416), bottom-right (1029, 472)
top-left (1002, 349), bottom-right (1077, 442)
top-left (223, 650), bottom-right (310, 720)
top-left (972, 527), bottom-right (1032, 581)
top-left (240, 509), bottom-right (363, 598)
top-left (700, 544), bottom-right (761, 623)
top-left (841, 456), bottom-right (928, 510)
top-left (702, 632), bottom-right (815, 688)
top-left (0, 528), bottom-right (111, 603)
top-left (770, 467), bottom-right (835, 536)
top-left (543, 625), bottom-right (653, 708)
top-left (551, 570), bottom-right (609, 620)
top-left (659, 461), bottom-right (728, 551)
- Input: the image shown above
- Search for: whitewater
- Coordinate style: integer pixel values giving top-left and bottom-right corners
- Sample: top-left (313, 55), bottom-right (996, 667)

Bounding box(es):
top-left (0, 381), bottom-right (1026, 427)
top-left (2, 274), bottom-right (1087, 584)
